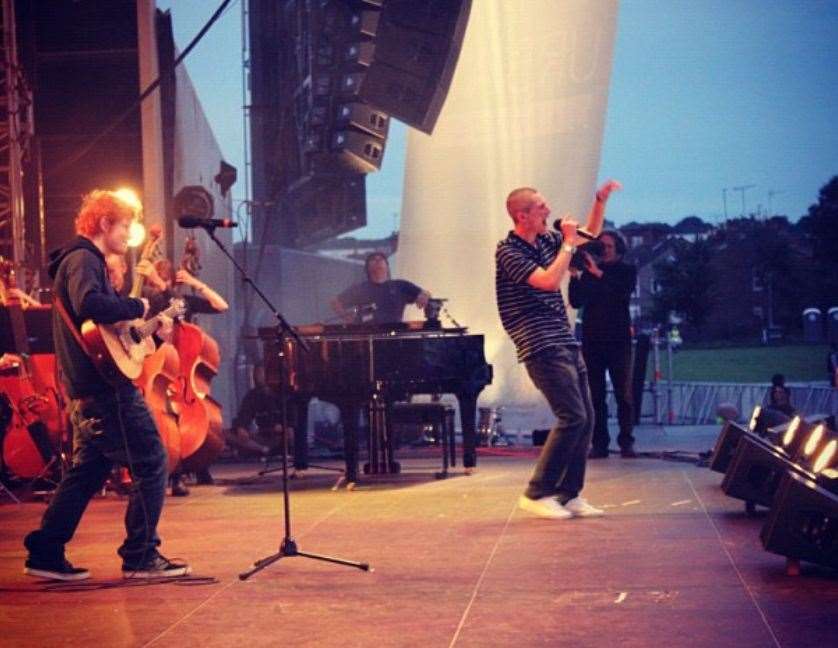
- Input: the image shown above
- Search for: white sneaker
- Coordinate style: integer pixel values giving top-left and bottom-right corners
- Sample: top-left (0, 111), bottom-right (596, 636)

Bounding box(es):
top-left (564, 496), bottom-right (604, 518)
top-left (518, 495), bottom-right (573, 519)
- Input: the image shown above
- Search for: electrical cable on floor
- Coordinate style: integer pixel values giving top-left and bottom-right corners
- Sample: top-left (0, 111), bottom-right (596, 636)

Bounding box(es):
top-left (41, 574), bottom-right (219, 593)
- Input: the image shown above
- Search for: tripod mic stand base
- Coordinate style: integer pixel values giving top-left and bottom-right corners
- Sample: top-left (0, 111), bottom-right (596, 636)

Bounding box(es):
top-left (239, 537), bottom-right (372, 580)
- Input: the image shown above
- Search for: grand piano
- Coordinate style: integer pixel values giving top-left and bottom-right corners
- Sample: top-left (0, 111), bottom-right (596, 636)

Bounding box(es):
top-left (259, 322), bottom-right (492, 482)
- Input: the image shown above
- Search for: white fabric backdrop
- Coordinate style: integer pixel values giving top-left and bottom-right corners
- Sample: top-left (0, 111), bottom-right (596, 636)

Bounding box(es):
top-left (395, 0), bottom-right (618, 430)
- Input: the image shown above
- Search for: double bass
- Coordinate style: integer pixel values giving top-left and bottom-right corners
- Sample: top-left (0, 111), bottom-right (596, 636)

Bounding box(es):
top-left (0, 262), bottom-right (64, 481)
top-left (130, 226), bottom-right (183, 473)
top-left (0, 354), bottom-right (61, 480)
top-left (172, 237), bottom-right (223, 472)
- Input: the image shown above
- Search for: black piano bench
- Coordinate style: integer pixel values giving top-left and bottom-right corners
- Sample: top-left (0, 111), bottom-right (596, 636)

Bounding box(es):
top-left (390, 403), bottom-right (457, 479)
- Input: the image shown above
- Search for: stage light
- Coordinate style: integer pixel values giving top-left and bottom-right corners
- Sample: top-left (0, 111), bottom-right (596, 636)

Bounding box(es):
top-left (127, 221), bottom-right (146, 248)
top-left (760, 470), bottom-right (838, 571)
top-left (781, 416), bottom-right (801, 449)
top-left (775, 415), bottom-right (835, 463)
top-left (803, 424), bottom-right (825, 459)
top-left (113, 187), bottom-right (143, 213)
top-left (748, 405), bottom-right (761, 432)
top-left (213, 160), bottom-right (237, 197)
top-left (813, 440), bottom-right (837, 474)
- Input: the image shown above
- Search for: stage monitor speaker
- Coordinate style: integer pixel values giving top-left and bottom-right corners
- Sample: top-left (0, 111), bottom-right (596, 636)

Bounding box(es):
top-left (760, 470), bottom-right (838, 570)
top-left (284, 173), bottom-right (366, 248)
top-left (721, 434), bottom-right (802, 509)
top-left (709, 421), bottom-right (751, 474)
top-left (357, 0), bottom-right (472, 134)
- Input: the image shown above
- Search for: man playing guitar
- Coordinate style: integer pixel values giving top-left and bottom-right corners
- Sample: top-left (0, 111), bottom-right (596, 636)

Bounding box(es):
top-left (23, 189), bottom-right (191, 581)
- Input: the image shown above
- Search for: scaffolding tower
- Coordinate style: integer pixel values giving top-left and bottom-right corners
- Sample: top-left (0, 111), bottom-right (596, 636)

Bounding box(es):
top-left (0, 0), bottom-right (31, 265)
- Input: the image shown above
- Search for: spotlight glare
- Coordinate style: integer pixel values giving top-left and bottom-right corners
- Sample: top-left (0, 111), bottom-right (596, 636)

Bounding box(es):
top-left (782, 416), bottom-right (801, 448)
top-left (803, 424), bottom-right (825, 458)
top-left (813, 439), bottom-right (837, 474)
top-left (127, 221), bottom-right (146, 248)
top-left (113, 187), bottom-right (143, 213)
top-left (748, 405), bottom-right (762, 431)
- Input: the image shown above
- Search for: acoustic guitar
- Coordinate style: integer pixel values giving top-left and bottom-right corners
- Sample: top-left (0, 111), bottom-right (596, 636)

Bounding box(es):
top-left (81, 299), bottom-right (186, 383)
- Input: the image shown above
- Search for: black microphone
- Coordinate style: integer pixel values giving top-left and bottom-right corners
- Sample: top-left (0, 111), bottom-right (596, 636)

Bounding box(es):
top-left (552, 219), bottom-right (596, 241)
top-left (177, 216), bottom-right (238, 229)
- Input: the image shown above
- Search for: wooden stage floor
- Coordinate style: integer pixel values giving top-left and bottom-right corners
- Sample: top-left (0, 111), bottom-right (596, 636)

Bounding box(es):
top-left (1, 444), bottom-right (836, 647)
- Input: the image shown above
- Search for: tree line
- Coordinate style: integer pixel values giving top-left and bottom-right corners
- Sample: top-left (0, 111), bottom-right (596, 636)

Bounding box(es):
top-left (652, 176), bottom-right (838, 341)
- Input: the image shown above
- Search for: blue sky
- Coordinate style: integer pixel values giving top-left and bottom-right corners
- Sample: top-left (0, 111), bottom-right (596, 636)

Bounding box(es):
top-left (158, 0), bottom-right (838, 236)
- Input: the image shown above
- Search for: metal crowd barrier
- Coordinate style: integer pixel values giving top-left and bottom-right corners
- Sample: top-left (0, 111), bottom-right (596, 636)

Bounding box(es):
top-left (608, 381), bottom-right (837, 425)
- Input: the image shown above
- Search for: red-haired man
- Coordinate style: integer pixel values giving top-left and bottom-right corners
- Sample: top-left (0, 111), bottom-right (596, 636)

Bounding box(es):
top-left (23, 190), bottom-right (191, 580)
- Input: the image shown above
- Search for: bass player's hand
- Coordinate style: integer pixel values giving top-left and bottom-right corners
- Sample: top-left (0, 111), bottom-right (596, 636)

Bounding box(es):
top-left (156, 313), bottom-right (174, 343)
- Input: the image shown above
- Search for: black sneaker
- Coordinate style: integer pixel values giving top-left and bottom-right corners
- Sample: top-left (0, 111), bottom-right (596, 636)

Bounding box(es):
top-left (122, 553), bottom-right (191, 579)
top-left (24, 557), bottom-right (90, 581)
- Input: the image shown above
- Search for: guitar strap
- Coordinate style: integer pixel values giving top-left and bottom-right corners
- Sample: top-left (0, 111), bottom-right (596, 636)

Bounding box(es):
top-left (52, 294), bottom-right (93, 358)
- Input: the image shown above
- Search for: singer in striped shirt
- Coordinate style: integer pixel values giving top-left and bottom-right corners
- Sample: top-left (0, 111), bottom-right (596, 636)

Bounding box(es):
top-left (495, 180), bottom-right (621, 520)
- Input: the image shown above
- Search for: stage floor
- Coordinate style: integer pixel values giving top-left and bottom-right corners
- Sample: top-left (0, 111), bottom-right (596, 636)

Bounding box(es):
top-left (1, 437), bottom-right (836, 647)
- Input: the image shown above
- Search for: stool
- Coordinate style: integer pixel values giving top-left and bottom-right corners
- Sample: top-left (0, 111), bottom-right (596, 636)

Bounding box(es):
top-left (390, 403), bottom-right (456, 478)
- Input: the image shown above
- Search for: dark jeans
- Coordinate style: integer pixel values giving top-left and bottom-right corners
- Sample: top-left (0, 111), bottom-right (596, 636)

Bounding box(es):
top-left (583, 340), bottom-right (634, 451)
top-left (24, 384), bottom-right (167, 566)
top-left (524, 345), bottom-right (594, 502)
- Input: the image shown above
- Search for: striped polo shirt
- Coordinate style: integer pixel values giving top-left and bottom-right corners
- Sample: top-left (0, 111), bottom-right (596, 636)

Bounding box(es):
top-left (495, 230), bottom-right (579, 362)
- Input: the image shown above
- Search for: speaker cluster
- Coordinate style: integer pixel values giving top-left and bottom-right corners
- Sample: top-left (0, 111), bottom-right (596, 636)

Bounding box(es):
top-left (250, 1), bottom-right (472, 247)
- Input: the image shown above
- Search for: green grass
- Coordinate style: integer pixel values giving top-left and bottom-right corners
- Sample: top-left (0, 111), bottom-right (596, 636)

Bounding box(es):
top-left (649, 344), bottom-right (830, 383)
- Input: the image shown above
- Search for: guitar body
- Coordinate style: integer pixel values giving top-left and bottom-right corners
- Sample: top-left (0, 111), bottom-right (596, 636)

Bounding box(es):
top-left (79, 299), bottom-right (185, 384)
top-left (134, 343), bottom-right (182, 473)
top-left (81, 318), bottom-right (155, 382)
top-left (172, 321), bottom-right (223, 471)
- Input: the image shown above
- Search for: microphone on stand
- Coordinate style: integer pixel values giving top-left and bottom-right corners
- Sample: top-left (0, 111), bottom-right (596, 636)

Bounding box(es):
top-left (177, 216), bottom-right (238, 229)
top-left (552, 219), bottom-right (597, 241)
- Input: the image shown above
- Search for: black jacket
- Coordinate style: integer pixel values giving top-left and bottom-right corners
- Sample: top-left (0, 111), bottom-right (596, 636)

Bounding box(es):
top-left (568, 261), bottom-right (636, 344)
top-left (48, 236), bottom-right (145, 398)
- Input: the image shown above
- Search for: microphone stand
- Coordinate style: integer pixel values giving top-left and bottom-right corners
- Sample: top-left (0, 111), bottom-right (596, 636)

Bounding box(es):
top-left (191, 224), bottom-right (371, 579)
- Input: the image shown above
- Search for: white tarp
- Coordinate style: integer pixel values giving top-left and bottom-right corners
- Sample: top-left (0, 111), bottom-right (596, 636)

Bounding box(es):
top-left (396, 0), bottom-right (618, 428)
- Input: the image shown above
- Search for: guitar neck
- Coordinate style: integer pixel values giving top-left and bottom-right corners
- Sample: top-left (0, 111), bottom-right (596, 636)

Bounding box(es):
top-left (134, 302), bottom-right (182, 340)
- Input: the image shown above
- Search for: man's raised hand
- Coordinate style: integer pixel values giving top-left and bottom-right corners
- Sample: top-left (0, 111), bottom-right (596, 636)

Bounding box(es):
top-left (595, 179), bottom-right (622, 203)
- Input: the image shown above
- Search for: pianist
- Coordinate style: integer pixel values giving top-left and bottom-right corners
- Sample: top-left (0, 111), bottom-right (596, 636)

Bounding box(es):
top-left (331, 252), bottom-right (431, 325)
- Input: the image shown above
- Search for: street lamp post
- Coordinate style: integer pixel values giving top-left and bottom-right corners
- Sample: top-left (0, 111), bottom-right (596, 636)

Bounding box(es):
top-left (732, 184), bottom-right (756, 217)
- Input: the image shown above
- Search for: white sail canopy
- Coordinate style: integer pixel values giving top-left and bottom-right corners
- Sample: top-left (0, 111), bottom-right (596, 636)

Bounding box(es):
top-left (395, 0), bottom-right (618, 429)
